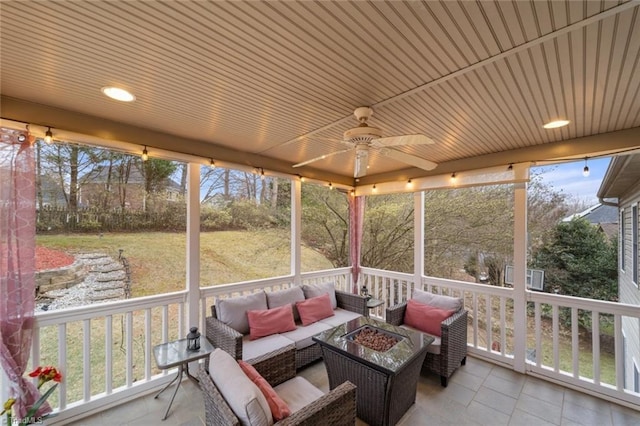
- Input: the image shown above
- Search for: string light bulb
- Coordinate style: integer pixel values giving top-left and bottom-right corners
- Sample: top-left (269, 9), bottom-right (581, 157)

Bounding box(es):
top-left (451, 172), bottom-right (457, 183)
top-left (507, 164), bottom-right (513, 171)
top-left (328, 182), bottom-right (333, 190)
top-left (350, 189), bottom-right (355, 197)
top-left (44, 127), bottom-right (53, 144)
top-left (372, 184), bottom-right (377, 193)
top-left (209, 159), bottom-right (216, 169)
top-left (407, 179), bottom-right (413, 188)
top-left (260, 168), bottom-right (265, 180)
top-left (582, 158), bottom-right (590, 177)
top-left (141, 146), bottom-right (148, 162)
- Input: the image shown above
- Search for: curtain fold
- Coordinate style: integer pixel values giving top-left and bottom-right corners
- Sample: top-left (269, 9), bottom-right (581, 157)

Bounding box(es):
top-left (0, 128), bottom-right (51, 419)
top-left (348, 195), bottom-right (365, 293)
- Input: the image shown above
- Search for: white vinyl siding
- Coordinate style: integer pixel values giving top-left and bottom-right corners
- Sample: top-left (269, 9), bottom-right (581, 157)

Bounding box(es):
top-left (633, 204), bottom-right (638, 286)
top-left (621, 209), bottom-right (626, 272)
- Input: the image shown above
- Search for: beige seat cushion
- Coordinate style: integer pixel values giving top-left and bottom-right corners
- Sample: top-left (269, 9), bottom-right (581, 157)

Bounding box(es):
top-left (242, 333), bottom-right (296, 362)
top-left (280, 321), bottom-right (332, 350)
top-left (318, 307), bottom-right (361, 327)
top-left (273, 376), bottom-right (324, 413)
top-left (209, 348), bottom-right (273, 426)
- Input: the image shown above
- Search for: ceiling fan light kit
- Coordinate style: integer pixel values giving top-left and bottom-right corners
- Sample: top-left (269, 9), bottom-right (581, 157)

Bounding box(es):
top-left (293, 106), bottom-right (438, 178)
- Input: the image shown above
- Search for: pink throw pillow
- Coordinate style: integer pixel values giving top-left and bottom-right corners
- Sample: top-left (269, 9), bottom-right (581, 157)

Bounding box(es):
top-left (296, 293), bottom-right (335, 326)
top-left (403, 299), bottom-right (455, 337)
top-left (239, 361), bottom-right (292, 421)
top-left (247, 304), bottom-right (296, 340)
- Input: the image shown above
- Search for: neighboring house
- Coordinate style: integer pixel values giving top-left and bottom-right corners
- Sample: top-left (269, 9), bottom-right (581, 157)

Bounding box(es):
top-left (79, 164), bottom-right (182, 210)
top-left (562, 203), bottom-right (619, 240)
top-left (597, 153), bottom-right (640, 392)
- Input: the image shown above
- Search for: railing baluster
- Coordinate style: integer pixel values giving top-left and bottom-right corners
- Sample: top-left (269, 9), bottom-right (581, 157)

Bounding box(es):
top-left (535, 302), bottom-right (541, 368)
top-left (472, 292), bottom-right (478, 348)
top-left (552, 304), bottom-right (559, 373)
top-left (592, 311), bottom-right (600, 385)
top-left (145, 308), bottom-right (151, 380)
top-left (125, 311), bottom-right (133, 387)
top-left (485, 294), bottom-right (492, 352)
top-left (572, 307), bottom-right (579, 378)
top-left (58, 323), bottom-right (67, 410)
top-left (614, 314), bottom-right (623, 391)
top-left (500, 296), bottom-right (506, 355)
top-left (83, 319), bottom-right (91, 402)
top-left (105, 315), bottom-right (112, 395)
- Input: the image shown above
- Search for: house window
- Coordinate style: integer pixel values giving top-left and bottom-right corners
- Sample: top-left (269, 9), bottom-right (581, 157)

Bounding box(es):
top-left (633, 204), bottom-right (638, 286)
top-left (634, 360), bottom-right (640, 393)
top-left (621, 209), bottom-right (625, 272)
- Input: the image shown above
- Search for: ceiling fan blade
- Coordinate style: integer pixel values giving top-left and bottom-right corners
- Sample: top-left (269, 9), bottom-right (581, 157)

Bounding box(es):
top-left (292, 148), bottom-right (352, 168)
top-left (371, 134), bottom-right (435, 147)
top-left (354, 145), bottom-right (369, 178)
top-left (378, 148), bottom-right (438, 171)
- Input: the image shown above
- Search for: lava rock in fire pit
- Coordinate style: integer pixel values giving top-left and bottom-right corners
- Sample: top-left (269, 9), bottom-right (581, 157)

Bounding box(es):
top-left (352, 327), bottom-right (399, 352)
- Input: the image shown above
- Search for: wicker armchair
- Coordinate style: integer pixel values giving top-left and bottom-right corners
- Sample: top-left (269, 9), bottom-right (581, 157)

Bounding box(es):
top-left (386, 302), bottom-right (468, 387)
top-left (206, 289), bottom-right (367, 369)
top-left (199, 346), bottom-right (357, 425)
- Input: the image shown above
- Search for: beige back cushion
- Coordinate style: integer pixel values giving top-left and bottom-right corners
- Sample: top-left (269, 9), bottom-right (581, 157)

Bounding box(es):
top-left (412, 288), bottom-right (463, 312)
top-left (266, 286), bottom-right (305, 321)
top-left (209, 348), bottom-right (273, 426)
top-left (216, 291), bottom-right (268, 335)
top-left (302, 282), bottom-right (337, 309)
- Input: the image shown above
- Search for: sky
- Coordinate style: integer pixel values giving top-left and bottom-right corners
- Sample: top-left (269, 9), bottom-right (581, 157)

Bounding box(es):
top-left (531, 157), bottom-right (611, 206)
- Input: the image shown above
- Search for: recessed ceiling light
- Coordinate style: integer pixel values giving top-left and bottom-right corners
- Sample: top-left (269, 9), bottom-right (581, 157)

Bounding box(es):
top-left (543, 119), bottom-right (570, 129)
top-left (101, 86), bottom-right (135, 102)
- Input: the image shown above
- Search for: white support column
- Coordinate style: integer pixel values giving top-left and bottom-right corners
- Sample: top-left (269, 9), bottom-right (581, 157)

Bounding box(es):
top-left (414, 191), bottom-right (425, 291)
top-left (186, 163), bottom-right (200, 332)
top-left (291, 178), bottom-right (302, 285)
top-left (513, 182), bottom-right (528, 373)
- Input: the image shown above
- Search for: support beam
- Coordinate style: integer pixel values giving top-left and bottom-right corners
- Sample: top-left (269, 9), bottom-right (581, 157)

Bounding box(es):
top-left (513, 182), bottom-right (528, 373)
top-left (291, 178), bottom-right (302, 285)
top-left (186, 163), bottom-right (200, 332)
top-left (414, 191), bottom-right (425, 290)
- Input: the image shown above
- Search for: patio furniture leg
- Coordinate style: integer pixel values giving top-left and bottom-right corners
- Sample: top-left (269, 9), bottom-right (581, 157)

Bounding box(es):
top-left (155, 364), bottom-right (184, 420)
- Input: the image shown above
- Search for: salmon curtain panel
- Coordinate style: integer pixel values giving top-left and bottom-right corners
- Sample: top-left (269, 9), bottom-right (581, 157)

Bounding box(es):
top-left (348, 195), bottom-right (365, 294)
top-left (0, 128), bottom-right (51, 419)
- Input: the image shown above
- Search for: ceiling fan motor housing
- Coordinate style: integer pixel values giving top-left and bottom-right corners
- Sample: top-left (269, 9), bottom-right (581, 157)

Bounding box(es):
top-left (343, 125), bottom-right (383, 143)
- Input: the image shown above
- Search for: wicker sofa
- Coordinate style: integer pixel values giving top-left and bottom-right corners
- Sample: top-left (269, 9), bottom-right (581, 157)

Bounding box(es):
top-left (386, 290), bottom-right (468, 387)
top-left (199, 345), bottom-right (357, 425)
top-left (206, 283), bottom-right (367, 369)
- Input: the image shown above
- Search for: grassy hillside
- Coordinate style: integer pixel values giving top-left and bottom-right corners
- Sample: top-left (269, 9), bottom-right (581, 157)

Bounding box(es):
top-left (36, 229), bottom-right (333, 296)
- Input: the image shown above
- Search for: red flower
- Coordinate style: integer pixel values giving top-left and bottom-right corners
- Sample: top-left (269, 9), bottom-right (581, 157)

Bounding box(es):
top-left (28, 366), bottom-right (62, 388)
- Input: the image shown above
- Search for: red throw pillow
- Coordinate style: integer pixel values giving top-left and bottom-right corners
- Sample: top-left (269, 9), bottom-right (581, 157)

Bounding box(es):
top-left (296, 293), bottom-right (335, 326)
top-left (403, 299), bottom-right (455, 337)
top-left (247, 304), bottom-right (296, 340)
top-left (239, 360), bottom-right (292, 421)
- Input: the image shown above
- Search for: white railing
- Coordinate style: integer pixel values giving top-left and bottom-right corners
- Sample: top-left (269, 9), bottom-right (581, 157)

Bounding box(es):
top-left (360, 267), bottom-right (640, 410)
top-left (27, 266), bottom-right (640, 424)
top-left (33, 291), bottom-right (188, 424)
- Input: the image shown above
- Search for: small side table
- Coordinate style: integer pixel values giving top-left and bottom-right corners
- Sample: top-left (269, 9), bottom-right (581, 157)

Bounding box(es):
top-left (153, 337), bottom-right (214, 420)
top-left (366, 298), bottom-right (384, 317)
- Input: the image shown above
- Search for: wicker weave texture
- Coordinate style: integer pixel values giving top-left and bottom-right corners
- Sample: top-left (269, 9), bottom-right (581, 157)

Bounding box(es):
top-left (205, 289), bottom-right (368, 368)
top-left (199, 345), bottom-right (357, 426)
top-left (320, 344), bottom-right (426, 426)
top-left (385, 302), bottom-right (468, 386)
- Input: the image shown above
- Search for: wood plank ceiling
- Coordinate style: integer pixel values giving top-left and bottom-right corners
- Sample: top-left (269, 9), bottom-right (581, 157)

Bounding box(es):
top-left (1, 1), bottom-right (640, 186)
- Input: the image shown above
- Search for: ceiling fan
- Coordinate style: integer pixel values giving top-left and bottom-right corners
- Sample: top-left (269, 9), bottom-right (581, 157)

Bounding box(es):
top-left (293, 106), bottom-right (438, 178)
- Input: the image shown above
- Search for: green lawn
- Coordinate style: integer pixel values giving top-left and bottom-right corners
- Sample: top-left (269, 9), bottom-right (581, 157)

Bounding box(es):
top-left (37, 229), bottom-right (333, 296)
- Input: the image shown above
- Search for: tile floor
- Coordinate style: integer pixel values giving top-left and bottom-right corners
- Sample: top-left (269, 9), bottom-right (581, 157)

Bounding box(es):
top-left (67, 356), bottom-right (640, 425)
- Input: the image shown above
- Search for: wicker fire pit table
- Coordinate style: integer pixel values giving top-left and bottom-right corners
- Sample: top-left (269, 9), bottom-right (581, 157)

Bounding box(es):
top-left (312, 317), bottom-right (434, 426)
